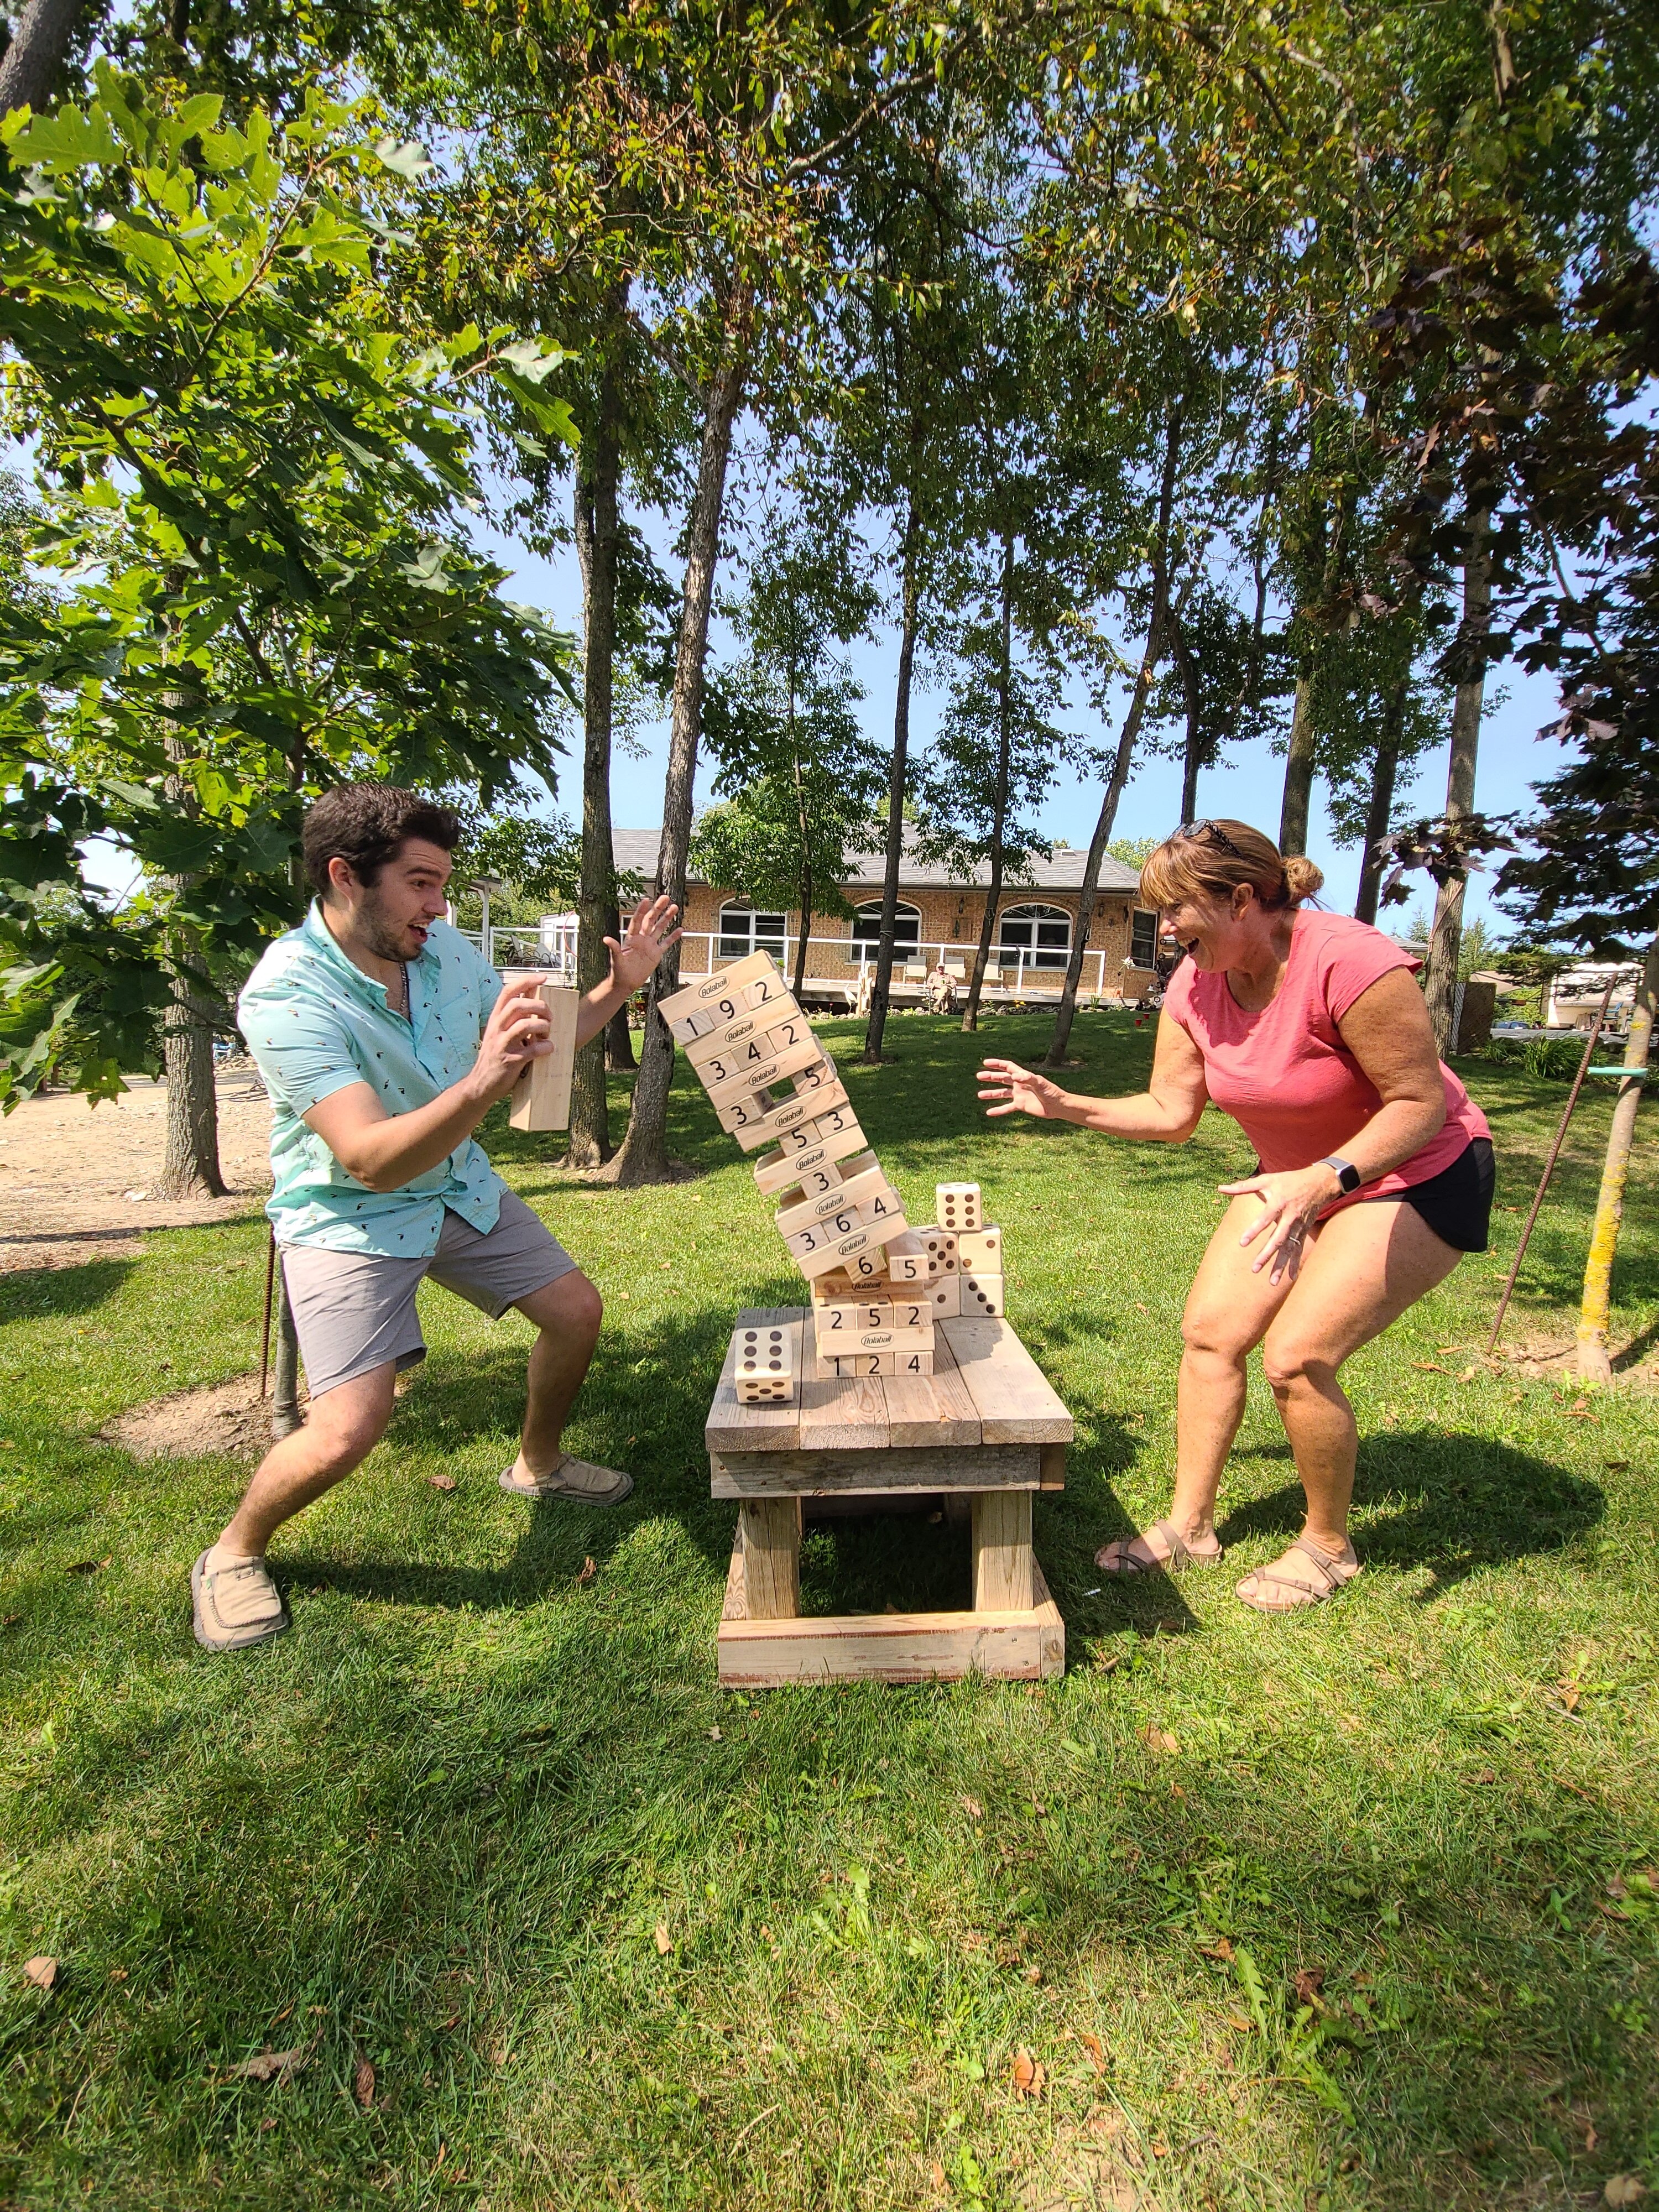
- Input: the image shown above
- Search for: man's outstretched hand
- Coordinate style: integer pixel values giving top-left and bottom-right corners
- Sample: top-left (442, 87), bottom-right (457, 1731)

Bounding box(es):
top-left (605, 894), bottom-right (682, 994)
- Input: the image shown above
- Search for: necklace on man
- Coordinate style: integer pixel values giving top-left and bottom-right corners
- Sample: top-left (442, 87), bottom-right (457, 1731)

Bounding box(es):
top-left (391, 963), bottom-right (409, 1019)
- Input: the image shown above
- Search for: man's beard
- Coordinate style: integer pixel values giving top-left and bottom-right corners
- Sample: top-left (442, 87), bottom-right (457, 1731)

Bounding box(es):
top-left (359, 890), bottom-right (420, 964)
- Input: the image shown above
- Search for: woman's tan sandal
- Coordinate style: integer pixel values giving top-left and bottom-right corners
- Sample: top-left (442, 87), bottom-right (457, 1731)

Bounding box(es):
top-left (499, 1453), bottom-right (633, 1506)
top-left (1235, 1536), bottom-right (1359, 1613)
top-left (1094, 1517), bottom-right (1224, 1576)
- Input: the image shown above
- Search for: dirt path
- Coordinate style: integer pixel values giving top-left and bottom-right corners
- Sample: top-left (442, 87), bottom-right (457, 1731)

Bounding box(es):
top-left (0, 1071), bottom-right (272, 1274)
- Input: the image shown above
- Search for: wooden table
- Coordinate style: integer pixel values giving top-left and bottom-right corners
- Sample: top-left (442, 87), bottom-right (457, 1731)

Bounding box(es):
top-left (707, 1306), bottom-right (1072, 1687)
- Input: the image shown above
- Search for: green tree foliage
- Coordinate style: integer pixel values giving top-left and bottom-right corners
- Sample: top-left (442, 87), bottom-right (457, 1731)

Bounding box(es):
top-left (0, 71), bottom-right (577, 1105)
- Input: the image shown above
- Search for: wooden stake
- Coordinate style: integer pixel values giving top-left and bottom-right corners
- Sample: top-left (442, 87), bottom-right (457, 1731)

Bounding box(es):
top-left (1486, 977), bottom-right (1615, 1357)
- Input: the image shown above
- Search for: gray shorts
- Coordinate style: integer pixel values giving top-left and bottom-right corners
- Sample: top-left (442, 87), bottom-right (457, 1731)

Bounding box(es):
top-left (280, 1190), bottom-right (578, 1401)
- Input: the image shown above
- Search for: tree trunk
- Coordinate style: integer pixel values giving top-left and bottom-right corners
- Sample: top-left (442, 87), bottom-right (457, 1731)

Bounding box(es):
top-left (0, 0), bottom-right (81, 116)
top-left (790, 702), bottom-right (812, 1000)
top-left (613, 289), bottom-right (751, 1185)
top-left (567, 340), bottom-right (624, 1168)
top-left (863, 486), bottom-right (919, 1065)
top-left (1172, 599), bottom-right (1202, 821)
top-left (1575, 931), bottom-right (1657, 1385)
top-left (158, 963), bottom-right (228, 1199)
top-left (962, 531), bottom-right (1014, 1035)
top-left (1279, 670), bottom-right (1317, 856)
top-left (1353, 677), bottom-right (1406, 926)
top-left (1045, 405), bottom-right (1181, 1067)
top-left (1423, 512), bottom-right (1492, 1055)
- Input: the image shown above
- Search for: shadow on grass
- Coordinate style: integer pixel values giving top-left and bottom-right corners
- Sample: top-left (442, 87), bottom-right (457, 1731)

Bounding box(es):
top-left (0, 1255), bottom-right (137, 1321)
top-left (1216, 1428), bottom-right (1603, 1586)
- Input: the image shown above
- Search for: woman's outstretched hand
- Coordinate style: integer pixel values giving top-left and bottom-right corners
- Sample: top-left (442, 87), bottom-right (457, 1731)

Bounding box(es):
top-left (1218, 1164), bottom-right (1342, 1284)
top-left (978, 1058), bottom-right (1067, 1120)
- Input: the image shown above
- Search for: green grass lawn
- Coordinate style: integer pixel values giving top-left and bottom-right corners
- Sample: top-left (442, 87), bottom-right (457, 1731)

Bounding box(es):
top-left (3, 1011), bottom-right (1658, 2212)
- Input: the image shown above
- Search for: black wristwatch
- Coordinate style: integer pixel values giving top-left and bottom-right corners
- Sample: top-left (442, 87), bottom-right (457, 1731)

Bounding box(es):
top-left (1321, 1154), bottom-right (1362, 1195)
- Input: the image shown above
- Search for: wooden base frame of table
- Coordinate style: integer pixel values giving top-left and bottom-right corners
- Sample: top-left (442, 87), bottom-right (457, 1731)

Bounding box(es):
top-left (716, 1489), bottom-right (1063, 1687)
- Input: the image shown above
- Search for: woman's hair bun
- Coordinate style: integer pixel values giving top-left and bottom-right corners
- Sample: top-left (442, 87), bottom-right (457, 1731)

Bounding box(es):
top-left (1282, 854), bottom-right (1324, 902)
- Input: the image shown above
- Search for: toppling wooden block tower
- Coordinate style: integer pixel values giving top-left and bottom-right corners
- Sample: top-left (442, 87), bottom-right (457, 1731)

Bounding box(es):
top-left (656, 951), bottom-right (1008, 1399)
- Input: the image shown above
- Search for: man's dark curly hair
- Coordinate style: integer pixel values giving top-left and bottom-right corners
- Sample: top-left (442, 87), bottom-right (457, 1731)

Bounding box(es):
top-left (302, 785), bottom-right (461, 900)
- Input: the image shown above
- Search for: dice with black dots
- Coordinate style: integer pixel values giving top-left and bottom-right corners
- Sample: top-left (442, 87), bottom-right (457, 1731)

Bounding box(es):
top-left (735, 1324), bottom-right (795, 1404)
top-left (959, 1272), bottom-right (1005, 1318)
top-left (936, 1181), bottom-right (982, 1234)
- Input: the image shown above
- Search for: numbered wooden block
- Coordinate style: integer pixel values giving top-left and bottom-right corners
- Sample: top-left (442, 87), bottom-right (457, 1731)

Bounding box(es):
top-left (894, 1347), bottom-right (935, 1378)
top-left (928, 1274), bottom-right (962, 1319)
top-left (957, 1225), bottom-right (1003, 1271)
top-left (782, 1204), bottom-right (866, 1261)
top-left (501, 973), bottom-right (580, 1132)
top-left (885, 1233), bottom-right (941, 1284)
top-left (936, 1182), bottom-right (982, 1234)
top-left (728, 1082), bottom-right (857, 1155)
top-left (887, 1290), bottom-right (932, 1332)
top-left (837, 1322), bottom-right (935, 1357)
top-left (775, 1159), bottom-right (889, 1239)
top-left (683, 996), bottom-right (801, 1070)
top-left (668, 1003), bottom-right (720, 1044)
top-left (658, 950), bottom-right (780, 1026)
top-left (959, 1271), bottom-right (1005, 1318)
top-left (790, 1209), bottom-right (909, 1281)
top-left (750, 1110), bottom-right (867, 1187)
top-left (827, 1350), bottom-right (895, 1378)
top-left (734, 1322), bottom-right (795, 1405)
top-left (790, 1052), bottom-right (839, 1097)
top-left (775, 1156), bottom-right (844, 1204)
top-left (714, 1087), bottom-right (775, 1137)
top-left (842, 1246), bottom-right (890, 1285)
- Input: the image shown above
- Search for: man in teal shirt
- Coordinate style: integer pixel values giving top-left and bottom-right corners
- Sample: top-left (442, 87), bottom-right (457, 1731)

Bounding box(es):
top-left (192, 783), bottom-right (680, 1653)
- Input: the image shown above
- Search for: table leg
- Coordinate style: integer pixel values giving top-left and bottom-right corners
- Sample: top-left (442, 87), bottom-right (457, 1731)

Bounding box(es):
top-left (740, 1496), bottom-right (801, 1619)
top-left (972, 1490), bottom-right (1034, 1611)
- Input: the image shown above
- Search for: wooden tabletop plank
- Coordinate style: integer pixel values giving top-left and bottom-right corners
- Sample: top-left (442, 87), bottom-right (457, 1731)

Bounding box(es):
top-left (704, 1307), bottom-right (806, 1455)
top-left (883, 1331), bottom-right (983, 1449)
top-left (938, 1317), bottom-right (1074, 1444)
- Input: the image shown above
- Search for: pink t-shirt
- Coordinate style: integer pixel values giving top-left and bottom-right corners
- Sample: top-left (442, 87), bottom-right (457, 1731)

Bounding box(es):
top-left (1161, 907), bottom-right (1490, 1206)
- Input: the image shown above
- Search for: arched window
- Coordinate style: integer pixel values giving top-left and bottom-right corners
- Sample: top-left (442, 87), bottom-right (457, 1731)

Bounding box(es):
top-left (849, 900), bottom-right (921, 961)
top-left (718, 902), bottom-right (787, 962)
top-left (999, 903), bottom-right (1072, 969)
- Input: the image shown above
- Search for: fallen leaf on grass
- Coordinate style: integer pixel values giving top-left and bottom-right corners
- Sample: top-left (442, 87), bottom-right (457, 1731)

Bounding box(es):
top-left (1604, 2178), bottom-right (1647, 2208)
top-left (1292, 1967), bottom-right (1326, 2006)
top-left (65, 1558), bottom-right (111, 1575)
top-left (1223, 2013), bottom-right (1254, 2033)
top-left (427, 1474), bottom-right (456, 1492)
top-left (1564, 1399), bottom-right (1600, 1421)
top-left (1010, 2047), bottom-right (1046, 2097)
top-left (1142, 1724), bottom-right (1179, 1755)
top-left (1458, 1364), bottom-right (1480, 1382)
top-left (272, 2002), bottom-right (294, 2025)
top-left (1, 1615), bottom-right (19, 1629)
top-left (225, 2044), bottom-right (311, 2085)
top-left (707, 1724), bottom-right (722, 1741)
top-left (1605, 1457), bottom-right (1630, 1470)
top-left (575, 1557), bottom-right (597, 1585)
top-left (1199, 1938), bottom-right (1235, 1963)
top-left (929, 2160), bottom-right (948, 2195)
top-left (22, 1956), bottom-right (56, 1992)
top-left (654, 1924), bottom-right (672, 1955)
top-left (1412, 1362), bottom-right (1448, 1374)
top-left (960, 1796), bottom-right (983, 1820)
top-left (353, 2058), bottom-right (376, 2109)
top-left (1078, 2032), bottom-right (1107, 2072)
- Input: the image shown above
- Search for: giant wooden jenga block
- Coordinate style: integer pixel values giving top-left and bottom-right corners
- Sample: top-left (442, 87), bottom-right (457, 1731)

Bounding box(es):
top-left (501, 971), bottom-right (580, 1131)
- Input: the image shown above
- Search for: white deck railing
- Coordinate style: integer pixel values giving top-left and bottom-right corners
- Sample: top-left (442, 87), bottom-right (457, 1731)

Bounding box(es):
top-left (456, 926), bottom-right (1153, 1001)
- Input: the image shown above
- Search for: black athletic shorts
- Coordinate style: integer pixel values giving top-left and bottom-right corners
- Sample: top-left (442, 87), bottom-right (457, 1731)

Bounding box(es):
top-left (1364, 1136), bottom-right (1495, 1254)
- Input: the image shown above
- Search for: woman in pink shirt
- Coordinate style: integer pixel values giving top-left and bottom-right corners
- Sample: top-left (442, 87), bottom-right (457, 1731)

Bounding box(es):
top-left (978, 819), bottom-right (1493, 1611)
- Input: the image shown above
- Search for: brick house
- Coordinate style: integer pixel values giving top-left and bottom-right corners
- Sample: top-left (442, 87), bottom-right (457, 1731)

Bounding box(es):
top-left (613, 829), bottom-right (1160, 1008)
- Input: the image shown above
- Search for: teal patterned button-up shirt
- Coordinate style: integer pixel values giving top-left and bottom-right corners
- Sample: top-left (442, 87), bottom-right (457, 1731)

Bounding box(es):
top-left (238, 902), bottom-right (506, 1255)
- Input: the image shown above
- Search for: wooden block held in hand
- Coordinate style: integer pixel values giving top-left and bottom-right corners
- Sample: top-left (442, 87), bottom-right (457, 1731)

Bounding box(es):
top-left (936, 1182), bottom-right (982, 1234)
top-left (959, 1271), bottom-right (1005, 1318)
top-left (734, 1321), bottom-right (796, 1405)
top-left (957, 1225), bottom-right (1002, 1271)
top-left (502, 973), bottom-right (579, 1132)
top-left (658, 950), bottom-right (779, 1025)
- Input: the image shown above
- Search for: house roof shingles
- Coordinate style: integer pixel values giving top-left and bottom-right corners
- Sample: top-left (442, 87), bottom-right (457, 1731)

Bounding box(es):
top-left (612, 828), bottom-right (1144, 897)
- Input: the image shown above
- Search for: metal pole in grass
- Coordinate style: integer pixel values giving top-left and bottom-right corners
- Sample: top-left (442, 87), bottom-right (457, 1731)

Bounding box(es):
top-left (1485, 975), bottom-right (1617, 1357)
top-left (259, 1226), bottom-right (276, 1397)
